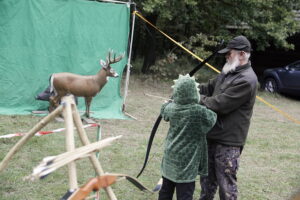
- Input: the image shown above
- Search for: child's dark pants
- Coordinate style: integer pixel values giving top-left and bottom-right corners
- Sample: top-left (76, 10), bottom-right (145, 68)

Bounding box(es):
top-left (158, 177), bottom-right (195, 200)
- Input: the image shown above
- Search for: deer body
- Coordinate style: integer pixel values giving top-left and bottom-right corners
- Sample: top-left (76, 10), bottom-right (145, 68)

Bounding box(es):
top-left (50, 51), bottom-right (124, 117)
top-left (52, 72), bottom-right (107, 97)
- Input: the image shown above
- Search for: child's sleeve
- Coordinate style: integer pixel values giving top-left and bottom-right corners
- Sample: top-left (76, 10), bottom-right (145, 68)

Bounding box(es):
top-left (160, 102), bottom-right (170, 122)
top-left (198, 107), bottom-right (217, 134)
top-left (206, 109), bottom-right (217, 129)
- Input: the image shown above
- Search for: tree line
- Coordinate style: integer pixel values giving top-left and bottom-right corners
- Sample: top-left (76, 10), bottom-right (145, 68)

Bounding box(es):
top-left (130, 0), bottom-right (300, 74)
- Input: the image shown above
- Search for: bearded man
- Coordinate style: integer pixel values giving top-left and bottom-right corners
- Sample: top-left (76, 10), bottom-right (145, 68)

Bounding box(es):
top-left (198, 35), bottom-right (258, 200)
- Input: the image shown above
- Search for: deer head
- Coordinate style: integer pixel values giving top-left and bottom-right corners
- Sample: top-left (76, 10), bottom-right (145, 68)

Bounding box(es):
top-left (100, 50), bottom-right (125, 77)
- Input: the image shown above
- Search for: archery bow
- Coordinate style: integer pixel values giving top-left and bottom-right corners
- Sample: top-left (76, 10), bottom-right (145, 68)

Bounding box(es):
top-left (136, 41), bottom-right (224, 178)
top-left (61, 174), bottom-right (161, 200)
top-left (61, 175), bottom-right (117, 200)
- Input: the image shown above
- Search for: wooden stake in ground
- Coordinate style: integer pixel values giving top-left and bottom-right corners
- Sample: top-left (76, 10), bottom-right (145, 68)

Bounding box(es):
top-left (0, 105), bottom-right (64, 173)
top-left (0, 94), bottom-right (119, 200)
top-left (62, 96), bottom-right (78, 190)
top-left (72, 103), bottom-right (118, 200)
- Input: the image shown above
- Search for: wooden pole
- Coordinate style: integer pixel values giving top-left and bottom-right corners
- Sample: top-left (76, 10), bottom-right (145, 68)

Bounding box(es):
top-left (95, 124), bottom-right (101, 200)
top-left (62, 96), bottom-right (78, 190)
top-left (0, 105), bottom-right (64, 173)
top-left (71, 103), bottom-right (118, 200)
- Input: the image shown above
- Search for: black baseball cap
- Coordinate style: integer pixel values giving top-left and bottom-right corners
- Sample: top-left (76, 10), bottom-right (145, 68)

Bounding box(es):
top-left (218, 35), bottom-right (251, 54)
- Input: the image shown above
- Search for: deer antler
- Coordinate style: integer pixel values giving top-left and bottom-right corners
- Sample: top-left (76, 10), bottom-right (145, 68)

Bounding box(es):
top-left (106, 50), bottom-right (124, 65)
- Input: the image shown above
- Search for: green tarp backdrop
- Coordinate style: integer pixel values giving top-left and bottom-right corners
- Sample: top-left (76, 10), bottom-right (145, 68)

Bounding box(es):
top-left (0, 0), bottom-right (130, 119)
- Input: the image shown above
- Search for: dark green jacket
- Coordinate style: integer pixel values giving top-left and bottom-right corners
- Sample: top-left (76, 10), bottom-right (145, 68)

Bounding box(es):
top-left (161, 75), bottom-right (217, 183)
top-left (199, 62), bottom-right (257, 146)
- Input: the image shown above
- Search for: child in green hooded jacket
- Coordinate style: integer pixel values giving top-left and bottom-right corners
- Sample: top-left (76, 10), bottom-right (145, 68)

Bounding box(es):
top-left (158, 74), bottom-right (217, 200)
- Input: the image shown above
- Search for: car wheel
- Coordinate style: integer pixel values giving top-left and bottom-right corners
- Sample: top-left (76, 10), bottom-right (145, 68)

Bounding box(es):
top-left (264, 78), bottom-right (278, 93)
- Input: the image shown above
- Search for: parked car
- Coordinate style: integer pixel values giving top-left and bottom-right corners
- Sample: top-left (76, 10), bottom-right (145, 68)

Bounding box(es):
top-left (263, 60), bottom-right (300, 96)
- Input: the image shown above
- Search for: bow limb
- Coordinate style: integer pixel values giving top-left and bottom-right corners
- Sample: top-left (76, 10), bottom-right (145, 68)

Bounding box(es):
top-left (136, 115), bottom-right (162, 178)
top-left (66, 175), bottom-right (117, 200)
top-left (62, 174), bottom-right (161, 200)
top-left (112, 174), bottom-right (161, 193)
top-left (136, 41), bottom-right (224, 178)
top-left (189, 40), bottom-right (224, 76)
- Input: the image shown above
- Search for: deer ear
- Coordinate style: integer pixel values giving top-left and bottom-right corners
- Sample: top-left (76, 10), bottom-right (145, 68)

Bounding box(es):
top-left (100, 59), bottom-right (107, 68)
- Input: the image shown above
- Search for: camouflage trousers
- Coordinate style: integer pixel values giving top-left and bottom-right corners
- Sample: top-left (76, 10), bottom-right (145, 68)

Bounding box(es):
top-left (200, 142), bottom-right (242, 200)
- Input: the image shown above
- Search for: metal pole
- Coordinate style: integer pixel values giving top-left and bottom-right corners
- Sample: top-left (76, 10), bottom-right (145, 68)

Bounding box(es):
top-left (122, 3), bottom-right (136, 110)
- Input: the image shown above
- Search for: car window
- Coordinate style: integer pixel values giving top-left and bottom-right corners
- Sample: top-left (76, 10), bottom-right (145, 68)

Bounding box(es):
top-left (289, 62), bottom-right (300, 71)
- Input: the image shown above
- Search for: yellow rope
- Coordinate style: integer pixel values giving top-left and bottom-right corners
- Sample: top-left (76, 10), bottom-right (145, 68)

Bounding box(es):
top-left (133, 11), bottom-right (220, 73)
top-left (133, 11), bottom-right (300, 125)
top-left (255, 96), bottom-right (300, 124)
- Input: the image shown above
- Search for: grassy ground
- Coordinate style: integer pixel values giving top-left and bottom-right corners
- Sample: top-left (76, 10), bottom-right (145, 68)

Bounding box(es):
top-left (0, 74), bottom-right (299, 200)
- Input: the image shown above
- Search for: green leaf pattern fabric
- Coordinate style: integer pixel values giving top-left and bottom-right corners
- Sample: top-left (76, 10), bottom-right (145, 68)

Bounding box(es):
top-left (160, 74), bottom-right (217, 183)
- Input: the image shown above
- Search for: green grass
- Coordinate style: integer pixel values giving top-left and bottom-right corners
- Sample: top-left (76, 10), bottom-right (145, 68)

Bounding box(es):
top-left (0, 75), bottom-right (299, 200)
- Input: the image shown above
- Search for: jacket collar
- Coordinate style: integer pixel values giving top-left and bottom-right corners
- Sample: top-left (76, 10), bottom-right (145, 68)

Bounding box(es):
top-left (232, 62), bottom-right (251, 74)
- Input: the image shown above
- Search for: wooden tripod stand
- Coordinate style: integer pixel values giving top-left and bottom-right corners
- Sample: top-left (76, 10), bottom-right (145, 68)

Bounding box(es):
top-left (0, 95), bottom-right (118, 200)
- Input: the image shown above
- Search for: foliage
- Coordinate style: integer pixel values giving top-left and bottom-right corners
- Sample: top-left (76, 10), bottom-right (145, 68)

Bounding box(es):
top-left (132, 51), bottom-right (216, 82)
top-left (133, 0), bottom-right (300, 73)
top-left (150, 52), bottom-right (181, 80)
top-left (136, 0), bottom-right (300, 50)
top-left (136, 0), bottom-right (198, 20)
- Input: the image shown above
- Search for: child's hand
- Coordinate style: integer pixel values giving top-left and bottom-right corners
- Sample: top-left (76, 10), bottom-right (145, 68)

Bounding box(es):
top-left (164, 99), bottom-right (173, 103)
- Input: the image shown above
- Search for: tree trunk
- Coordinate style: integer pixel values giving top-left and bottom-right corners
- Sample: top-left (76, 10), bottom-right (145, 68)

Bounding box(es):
top-left (141, 14), bottom-right (158, 74)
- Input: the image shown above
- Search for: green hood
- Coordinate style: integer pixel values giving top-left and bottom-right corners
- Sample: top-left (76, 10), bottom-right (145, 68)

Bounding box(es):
top-left (172, 74), bottom-right (200, 105)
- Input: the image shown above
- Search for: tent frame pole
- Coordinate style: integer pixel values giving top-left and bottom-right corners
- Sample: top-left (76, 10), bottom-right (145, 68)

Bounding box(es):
top-left (122, 2), bottom-right (136, 111)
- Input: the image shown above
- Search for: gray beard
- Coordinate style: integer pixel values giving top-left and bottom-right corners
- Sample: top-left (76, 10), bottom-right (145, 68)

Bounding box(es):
top-left (222, 56), bottom-right (240, 74)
